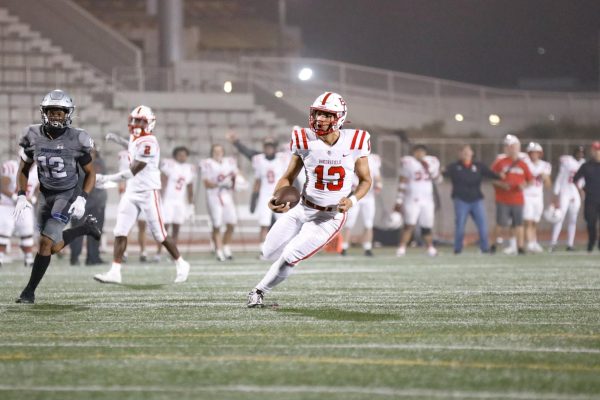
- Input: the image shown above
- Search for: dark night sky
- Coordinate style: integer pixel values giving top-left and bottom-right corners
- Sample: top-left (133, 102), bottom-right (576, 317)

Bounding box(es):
top-left (280, 0), bottom-right (600, 89)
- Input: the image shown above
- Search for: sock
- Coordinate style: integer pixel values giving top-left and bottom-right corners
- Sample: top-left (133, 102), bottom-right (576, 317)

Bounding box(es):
top-left (175, 256), bottom-right (185, 266)
top-left (496, 237), bottom-right (504, 245)
top-left (223, 245), bottom-right (232, 257)
top-left (62, 225), bottom-right (89, 246)
top-left (509, 237), bottom-right (517, 249)
top-left (363, 242), bottom-right (372, 251)
top-left (342, 241), bottom-right (350, 250)
top-left (567, 219), bottom-right (577, 247)
top-left (110, 262), bottom-right (122, 273)
top-left (24, 252), bottom-right (34, 264)
top-left (22, 253), bottom-right (51, 295)
top-left (255, 256), bottom-right (294, 293)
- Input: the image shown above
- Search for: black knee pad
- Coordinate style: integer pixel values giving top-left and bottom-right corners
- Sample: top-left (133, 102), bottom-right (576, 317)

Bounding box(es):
top-left (421, 227), bottom-right (432, 236)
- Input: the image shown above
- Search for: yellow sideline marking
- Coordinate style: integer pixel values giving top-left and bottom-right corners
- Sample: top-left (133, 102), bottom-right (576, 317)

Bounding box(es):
top-left (1, 352), bottom-right (598, 373)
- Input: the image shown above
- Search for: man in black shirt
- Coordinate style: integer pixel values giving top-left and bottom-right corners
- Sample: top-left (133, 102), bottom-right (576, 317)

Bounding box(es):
top-left (573, 141), bottom-right (600, 252)
top-left (444, 144), bottom-right (501, 254)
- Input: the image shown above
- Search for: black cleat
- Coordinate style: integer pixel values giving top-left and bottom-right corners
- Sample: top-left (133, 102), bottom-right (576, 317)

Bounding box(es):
top-left (566, 246), bottom-right (576, 252)
top-left (364, 249), bottom-right (374, 257)
top-left (83, 215), bottom-right (102, 240)
top-left (16, 291), bottom-right (35, 304)
top-left (517, 247), bottom-right (526, 255)
top-left (139, 254), bottom-right (148, 263)
top-left (489, 245), bottom-right (497, 254)
top-left (340, 249), bottom-right (347, 256)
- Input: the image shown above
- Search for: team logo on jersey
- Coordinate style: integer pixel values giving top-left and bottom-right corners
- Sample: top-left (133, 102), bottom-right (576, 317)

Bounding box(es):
top-left (56, 144), bottom-right (64, 150)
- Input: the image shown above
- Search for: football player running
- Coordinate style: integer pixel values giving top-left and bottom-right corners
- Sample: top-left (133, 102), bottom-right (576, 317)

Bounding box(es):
top-left (247, 92), bottom-right (372, 308)
top-left (93, 106), bottom-right (190, 284)
top-left (523, 142), bottom-right (552, 253)
top-left (394, 145), bottom-right (442, 257)
top-left (549, 146), bottom-right (586, 251)
top-left (200, 144), bottom-right (240, 261)
top-left (0, 159), bottom-right (38, 267)
top-left (341, 153), bottom-right (382, 256)
top-left (14, 90), bottom-right (101, 303)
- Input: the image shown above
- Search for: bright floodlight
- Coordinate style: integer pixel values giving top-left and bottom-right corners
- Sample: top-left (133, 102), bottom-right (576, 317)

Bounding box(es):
top-left (298, 67), bottom-right (313, 81)
top-left (489, 114), bottom-right (501, 126)
top-left (274, 90), bottom-right (284, 98)
top-left (454, 113), bottom-right (464, 122)
top-left (223, 81), bottom-right (233, 93)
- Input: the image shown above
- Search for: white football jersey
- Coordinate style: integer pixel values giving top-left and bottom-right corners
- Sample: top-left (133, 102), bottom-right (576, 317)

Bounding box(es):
top-left (161, 159), bottom-right (196, 203)
top-left (553, 155), bottom-right (585, 196)
top-left (291, 127), bottom-right (370, 207)
top-left (125, 134), bottom-right (161, 193)
top-left (351, 153), bottom-right (381, 200)
top-left (252, 152), bottom-right (288, 199)
top-left (523, 158), bottom-right (551, 198)
top-left (200, 157), bottom-right (238, 193)
top-left (400, 155), bottom-right (440, 200)
top-left (1, 159), bottom-right (39, 206)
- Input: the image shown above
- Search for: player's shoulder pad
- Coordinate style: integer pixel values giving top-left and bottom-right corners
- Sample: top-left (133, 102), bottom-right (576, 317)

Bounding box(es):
top-left (75, 129), bottom-right (94, 152)
top-left (347, 129), bottom-right (370, 151)
top-left (290, 127), bottom-right (311, 151)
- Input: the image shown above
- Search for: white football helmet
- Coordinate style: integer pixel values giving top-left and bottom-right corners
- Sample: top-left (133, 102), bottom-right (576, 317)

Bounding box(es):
top-left (128, 105), bottom-right (156, 137)
top-left (503, 134), bottom-right (520, 146)
top-left (309, 92), bottom-right (347, 136)
top-left (387, 211), bottom-right (404, 229)
top-left (526, 142), bottom-right (543, 153)
top-left (40, 89), bottom-right (75, 129)
top-left (543, 205), bottom-right (563, 224)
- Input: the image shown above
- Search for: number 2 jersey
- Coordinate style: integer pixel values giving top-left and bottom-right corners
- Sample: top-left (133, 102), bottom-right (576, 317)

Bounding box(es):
top-left (291, 127), bottom-right (371, 208)
top-left (124, 134), bottom-right (161, 193)
top-left (18, 124), bottom-right (93, 191)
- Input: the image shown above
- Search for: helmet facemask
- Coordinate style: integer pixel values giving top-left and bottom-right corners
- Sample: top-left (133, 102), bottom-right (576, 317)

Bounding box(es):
top-left (309, 108), bottom-right (343, 136)
top-left (41, 106), bottom-right (72, 129)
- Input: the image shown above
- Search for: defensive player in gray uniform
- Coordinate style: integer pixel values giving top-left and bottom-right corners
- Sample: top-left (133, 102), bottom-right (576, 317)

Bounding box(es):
top-left (13, 90), bottom-right (101, 304)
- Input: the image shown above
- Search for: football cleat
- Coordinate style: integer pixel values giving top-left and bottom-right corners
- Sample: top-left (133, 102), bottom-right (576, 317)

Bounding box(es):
top-left (364, 249), bottom-right (374, 257)
top-left (566, 246), bottom-right (576, 252)
top-left (503, 246), bottom-right (517, 255)
top-left (139, 254), bottom-right (148, 263)
top-left (174, 259), bottom-right (190, 283)
top-left (16, 290), bottom-right (35, 304)
top-left (83, 215), bottom-right (102, 240)
top-left (340, 249), bottom-right (347, 256)
top-left (427, 246), bottom-right (438, 257)
top-left (93, 269), bottom-right (122, 284)
top-left (247, 289), bottom-right (264, 308)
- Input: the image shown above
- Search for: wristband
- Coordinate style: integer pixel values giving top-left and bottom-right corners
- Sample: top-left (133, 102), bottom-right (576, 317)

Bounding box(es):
top-left (349, 195), bottom-right (358, 207)
top-left (80, 192), bottom-right (89, 199)
top-left (17, 190), bottom-right (26, 196)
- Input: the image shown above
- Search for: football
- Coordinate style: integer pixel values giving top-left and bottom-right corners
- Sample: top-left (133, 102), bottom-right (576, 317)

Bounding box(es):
top-left (272, 186), bottom-right (301, 209)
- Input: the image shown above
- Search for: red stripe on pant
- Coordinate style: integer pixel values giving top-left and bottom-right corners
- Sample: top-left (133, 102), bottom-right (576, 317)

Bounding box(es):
top-left (153, 190), bottom-right (167, 239)
top-left (289, 212), bottom-right (347, 265)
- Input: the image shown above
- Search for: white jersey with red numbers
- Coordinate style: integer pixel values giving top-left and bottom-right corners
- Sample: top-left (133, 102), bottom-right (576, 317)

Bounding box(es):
top-left (400, 155), bottom-right (440, 200)
top-left (523, 159), bottom-right (551, 198)
top-left (125, 134), bottom-right (161, 193)
top-left (252, 152), bottom-right (288, 200)
top-left (161, 159), bottom-right (196, 204)
top-left (292, 127), bottom-right (371, 208)
top-left (553, 155), bottom-right (585, 197)
top-left (200, 157), bottom-right (238, 193)
top-left (351, 153), bottom-right (381, 200)
top-left (1, 159), bottom-right (39, 206)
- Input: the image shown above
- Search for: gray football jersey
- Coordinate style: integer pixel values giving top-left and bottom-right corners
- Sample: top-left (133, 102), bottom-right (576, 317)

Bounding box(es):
top-left (19, 124), bottom-right (93, 191)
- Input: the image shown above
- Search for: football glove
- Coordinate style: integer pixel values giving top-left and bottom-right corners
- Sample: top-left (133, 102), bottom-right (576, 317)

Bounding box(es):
top-left (13, 195), bottom-right (32, 221)
top-left (68, 196), bottom-right (87, 220)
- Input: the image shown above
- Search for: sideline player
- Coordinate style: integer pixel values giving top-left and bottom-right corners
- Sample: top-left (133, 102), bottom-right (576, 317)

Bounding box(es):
top-left (247, 92), bottom-right (372, 307)
top-left (394, 145), bottom-right (441, 256)
top-left (549, 146), bottom-right (586, 251)
top-left (523, 142), bottom-right (552, 253)
top-left (341, 153), bottom-right (382, 256)
top-left (93, 106), bottom-right (190, 284)
top-left (154, 146), bottom-right (195, 261)
top-left (251, 140), bottom-right (288, 246)
top-left (14, 89), bottom-right (101, 303)
top-left (0, 159), bottom-right (38, 267)
top-left (200, 144), bottom-right (239, 261)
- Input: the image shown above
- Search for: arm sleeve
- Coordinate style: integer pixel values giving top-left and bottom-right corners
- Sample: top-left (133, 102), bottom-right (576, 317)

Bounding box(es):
top-left (76, 130), bottom-right (94, 166)
top-left (232, 140), bottom-right (260, 160)
top-left (573, 164), bottom-right (585, 184)
top-left (18, 128), bottom-right (34, 163)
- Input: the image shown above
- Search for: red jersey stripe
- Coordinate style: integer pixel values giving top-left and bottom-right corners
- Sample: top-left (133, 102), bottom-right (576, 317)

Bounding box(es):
top-left (358, 131), bottom-right (367, 149)
top-left (294, 130), bottom-right (300, 149)
top-left (300, 129), bottom-right (308, 149)
top-left (350, 129), bottom-right (359, 149)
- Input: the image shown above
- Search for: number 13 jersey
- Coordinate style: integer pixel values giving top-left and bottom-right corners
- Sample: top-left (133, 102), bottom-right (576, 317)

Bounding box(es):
top-left (291, 127), bottom-right (371, 208)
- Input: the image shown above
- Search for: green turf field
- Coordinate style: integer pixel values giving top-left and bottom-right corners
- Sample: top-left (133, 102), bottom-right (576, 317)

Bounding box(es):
top-left (0, 249), bottom-right (599, 400)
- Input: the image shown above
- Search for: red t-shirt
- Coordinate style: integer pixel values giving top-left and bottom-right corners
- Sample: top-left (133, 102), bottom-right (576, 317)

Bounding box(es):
top-left (491, 155), bottom-right (533, 205)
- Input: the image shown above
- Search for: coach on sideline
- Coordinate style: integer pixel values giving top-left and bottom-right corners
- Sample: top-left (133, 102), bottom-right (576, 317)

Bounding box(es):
top-left (573, 141), bottom-right (600, 252)
top-left (444, 144), bottom-right (501, 254)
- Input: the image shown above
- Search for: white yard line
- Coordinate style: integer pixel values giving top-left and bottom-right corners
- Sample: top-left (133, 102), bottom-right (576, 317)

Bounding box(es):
top-left (0, 384), bottom-right (595, 399)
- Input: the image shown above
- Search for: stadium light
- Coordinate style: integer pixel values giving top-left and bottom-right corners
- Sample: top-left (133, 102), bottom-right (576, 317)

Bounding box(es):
top-left (223, 81), bottom-right (233, 93)
top-left (488, 114), bottom-right (501, 126)
top-left (274, 90), bottom-right (284, 98)
top-left (454, 113), bottom-right (464, 122)
top-left (298, 67), bottom-right (313, 81)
